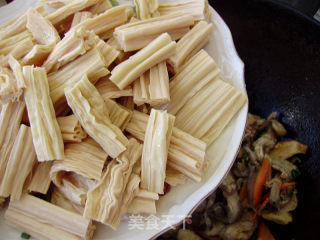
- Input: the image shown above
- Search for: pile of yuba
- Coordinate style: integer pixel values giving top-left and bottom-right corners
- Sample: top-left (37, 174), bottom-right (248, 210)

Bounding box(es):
top-left (0, 0), bottom-right (247, 239)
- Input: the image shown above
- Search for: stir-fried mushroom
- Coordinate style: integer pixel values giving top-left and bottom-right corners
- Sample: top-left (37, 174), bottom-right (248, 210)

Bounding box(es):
top-left (214, 174), bottom-right (241, 224)
top-left (271, 157), bottom-right (298, 181)
top-left (270, 140), bottom-right (308, 160)
top-left (243, 145), bottom-right (259, 166)
top-left (262, 192), bottom-right (298, 225)
top-left (243, 113), bottom-right (265, 142)
top-left (158, 112), bottom-right (307, 240)
top-left (268, 175), bottom-right (282, 206)
top-left (219, 221), bottom-right (257, 240)
top-left (271, 119), bottom-right (287, 136)
top-left (253, 127), bottom-right (277, 160)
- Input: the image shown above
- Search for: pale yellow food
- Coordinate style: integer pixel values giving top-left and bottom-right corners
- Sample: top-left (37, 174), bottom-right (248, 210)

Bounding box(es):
top-left (26, 8), bottom-right (60, 45)
top-left (141, 109), bottom-right (175, 194)
top-left (0, 66), bottom-right (23, 104)
top-left (126, 110), bottom-right (207, 182)
top-left (50, 137), bottom-right (108, 181)
top-left (175, 78), bottom-right (248, 145)
top-left (57, 115), bottom-right (87, 143)
top-left (23, 66), bottom-right (64, 161)
top-left (84, 138), bottom-right (142, 229)
top-left (127, 197), bottom-right (156, 214)
top-left (51, 186), bottom-right (84, 214)
top-left (133, 61), bottom-right (170, 106)
top-left (110, 33), bottom-right (176, 89)
top-left (114, 13), bottom-right (193, 51)
top-left (167, 49), bottom-right (220, 115)
top-left (43, 29), bottom-right (97, 72)
top-left (5, 194), bottom-right (95, 240)
top-left (48, 47), bottom-right (109, 115)
top-left (72, 4), bottom-right (133, 39)
top-left (0, 31), bottom-right (34, 56)
top-left (87, 0), bottom-right (112, 15)
top-left (165, 166), bottom-right (186, 187)
top-left (65, 75), bottom-right (128, 158)
top-left (0, 0), bottom-right (248, 235)
top-left (95, 76), bottom-right (133, 99)
top-left (71, 11), bottom-right (93, 28)
top-left (104, 98), bottom-right (132, 130)
top-left (46, 0), bottom-right (100, 26)
top-left (27, 161), bottom-right (53, 194)
top-left (158, 0), bottom-right (210, 22)
top-left (119, 173), bottom-right (141, 216)
top-left (168, 20), bottom-right (214, 72)
top-left (0, 101), bottom-right (25, 185)
top-left (134, 0), bottom-right (159, 19)
top-left (0, 125), bottom-right (36, 200)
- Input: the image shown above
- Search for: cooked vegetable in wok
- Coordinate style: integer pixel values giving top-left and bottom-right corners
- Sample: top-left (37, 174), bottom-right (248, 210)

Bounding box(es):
top-left (159, 112), bottom-right (307, 240)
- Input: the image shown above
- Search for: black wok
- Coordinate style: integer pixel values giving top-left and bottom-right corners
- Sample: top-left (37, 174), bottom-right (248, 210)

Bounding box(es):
top-left (211, 0), bottom-right (320, 239)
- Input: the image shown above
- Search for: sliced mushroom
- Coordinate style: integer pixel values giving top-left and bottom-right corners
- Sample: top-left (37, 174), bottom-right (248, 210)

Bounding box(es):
top-left (219, 221), bottom-right (257, 240)
top-left (268, 175), bottom-right (282, 206)
top-left (262, 192), bottom-right (298, 225)
top-left (243, 145), bottom-right (259, 166)
top-left (271, 157), bottom-right (298, 181)
top-left (270, 140), bottom-right (308, 160)
top-left (253, 128), bottom-right (277, 160)
top-left (271, 119), bottom-right (287, 136)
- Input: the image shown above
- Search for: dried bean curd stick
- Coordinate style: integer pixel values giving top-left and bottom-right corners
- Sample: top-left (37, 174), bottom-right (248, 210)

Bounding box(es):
top-left (114, 13), bottom-right (193, 51)
top-left (71, 11), bottom-right (93, 28)
top-left (158, 0), bottom-right (210, 22)
top-left (141, 109), bottom-right (175, 194)
top-left (23, 66), bottom-right (64, 161)
top-left (167, 49), bottom-right (220, 115)
top-left (0, 125), bottom-right (36, 201)
top-left (27, 161), bottom-right (53, 194)
top-left (5, 194), bottom-right (95, 240)
top-left (133, 61), bottom-right (170, 106)
top-left (110, 32), bottom-right (176, 89)
top-left (49, 48), bottom-right (109, 115)
top-left (51, 186), bottom-right (84, 214)
top-left (168, 20), bottom-right (213, 72)
top-left (84, 138), bottom-right (142, 229)
top-left (0, 66), bottom-right (23, 104)
top-left (50, 137), bottom-right (108, 181)
top-left (65, 75), bottom-right (128, 158)
top-left (0, 101), bottom-right (25, 185)
top-left (134, 0), bottom-right (159, 19)
top-left (46, 0), bottom-right (100, 26)
top-left (57, 115), bottom-right (87, 143)
top-left (104, 98), bottom-right (132, 131)
top-left (175, 78), bottom-right (248, 145)
top-left (119, 173), bottom-right (141, 217)
top-left (127, 197), bottom-right (156, 214)
top-left (72, 4), bottom-right (133, 39)
top-left (125, 110), bottom-right (207, 181)
top-left (87, 0), bottom-right (112, 15)
top-left (95, 76), bottom-right (133, 99)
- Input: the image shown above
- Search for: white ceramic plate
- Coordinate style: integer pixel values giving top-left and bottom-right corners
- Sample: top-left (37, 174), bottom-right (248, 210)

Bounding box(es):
top-left (0, 0), bottom-right (248, 239)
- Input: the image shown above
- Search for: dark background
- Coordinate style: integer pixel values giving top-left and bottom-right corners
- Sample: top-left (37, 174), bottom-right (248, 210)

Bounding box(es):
top-left (210, 0), bottom-right (320, 239)
top-left (3, 0), bottom-right (320, 238)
